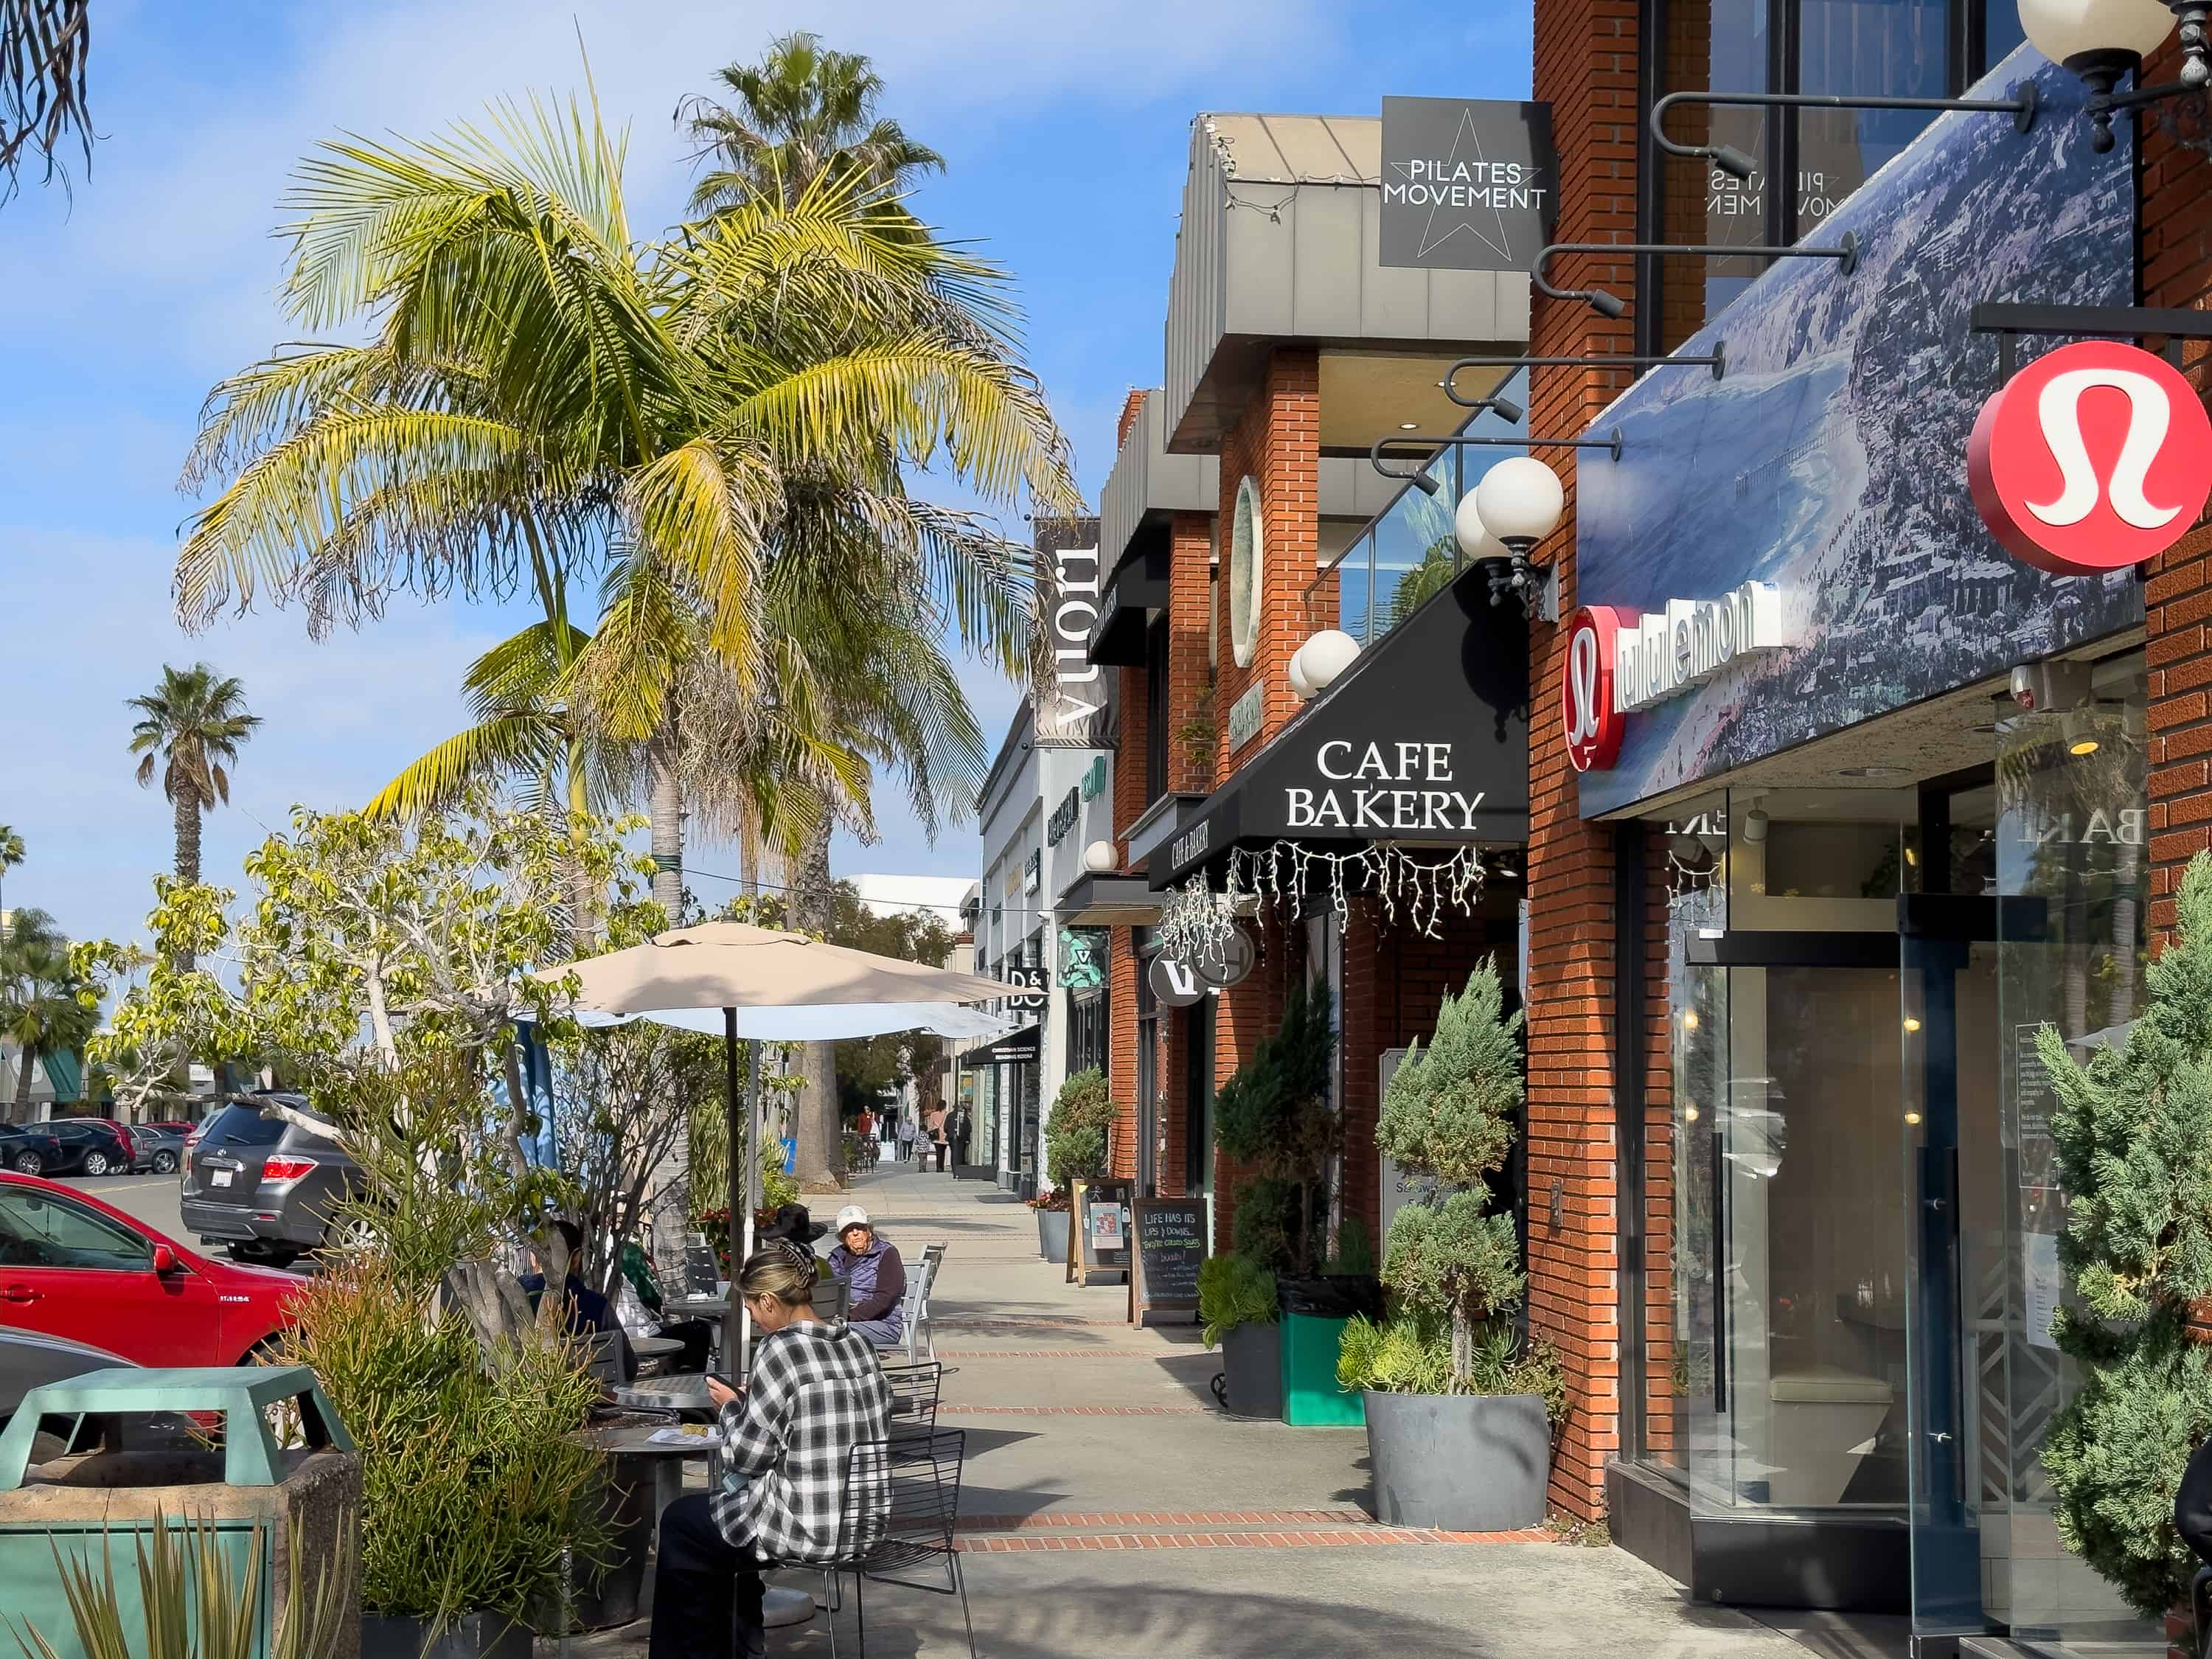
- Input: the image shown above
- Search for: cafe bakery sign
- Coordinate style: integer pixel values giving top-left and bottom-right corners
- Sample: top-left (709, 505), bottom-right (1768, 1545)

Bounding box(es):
top-left (1288, 741), bottom-right (1488, 833)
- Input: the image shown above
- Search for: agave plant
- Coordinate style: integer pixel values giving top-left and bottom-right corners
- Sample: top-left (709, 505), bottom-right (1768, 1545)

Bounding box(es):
top-left (13, 1510), bottom-right (352, 1659)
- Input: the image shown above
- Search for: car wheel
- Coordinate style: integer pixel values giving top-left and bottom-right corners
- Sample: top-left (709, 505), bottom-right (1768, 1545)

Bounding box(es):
top-left (152, 1149), bottom-right (178, 1174)
top-left (81, 1150), bottom-right (110, 1177)
top-left (225, 1242), bottom-right (294, 1267)
top-left (321, 1212), bottom-right (379, 1258)
top-left (11, 1152), bottom-right (41, 1175)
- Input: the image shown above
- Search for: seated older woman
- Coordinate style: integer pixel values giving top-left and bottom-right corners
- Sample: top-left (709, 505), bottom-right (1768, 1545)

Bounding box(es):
top-left (827, 1205), bottom-right (907, 1349)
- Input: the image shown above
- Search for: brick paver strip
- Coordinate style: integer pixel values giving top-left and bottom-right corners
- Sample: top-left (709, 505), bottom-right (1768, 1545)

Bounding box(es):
top-left (934, 1349), bottom-right (1184, 1358)
top-left (959, 1509), bottom-right (1371, 1531)
top-left (939, 1404), bottom-right (1208, 1416)
top-left (958, 1528), bottom-right (1549, 1552)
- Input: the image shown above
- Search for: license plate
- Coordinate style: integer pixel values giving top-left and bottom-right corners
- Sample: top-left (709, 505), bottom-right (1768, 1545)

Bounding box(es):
top-left (210, 1169), bottom-right (232, 1187)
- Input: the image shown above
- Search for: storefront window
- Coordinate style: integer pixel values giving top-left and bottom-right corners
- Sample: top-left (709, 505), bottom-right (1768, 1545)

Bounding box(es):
top-left (1796, 0), bottom-right (1949, 227)
top-left (1657, 0), bottom-right (1771, 349)
top-left (1982, 657), bottom-right (2149, 1641)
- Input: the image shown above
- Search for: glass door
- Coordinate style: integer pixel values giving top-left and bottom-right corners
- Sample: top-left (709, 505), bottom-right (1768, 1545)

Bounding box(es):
top-left (1676, 947), bottom-right (1913, 1520)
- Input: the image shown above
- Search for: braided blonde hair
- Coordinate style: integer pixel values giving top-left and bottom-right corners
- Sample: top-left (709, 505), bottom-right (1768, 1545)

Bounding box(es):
top-left (737, 1241), bottom-right (817, 1307)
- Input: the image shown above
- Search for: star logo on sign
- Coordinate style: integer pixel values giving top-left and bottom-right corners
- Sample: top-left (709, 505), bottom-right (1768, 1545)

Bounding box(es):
top-left (1391, 106), bottom-right (1525, 263)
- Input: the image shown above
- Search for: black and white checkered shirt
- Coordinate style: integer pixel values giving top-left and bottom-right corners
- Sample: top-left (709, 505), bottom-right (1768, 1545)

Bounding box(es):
top-left (709, 1321), bottom-right (892, 1562)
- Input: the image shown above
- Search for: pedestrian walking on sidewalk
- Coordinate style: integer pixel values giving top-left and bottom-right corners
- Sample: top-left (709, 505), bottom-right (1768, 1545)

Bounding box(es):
top-left (898, 1113), bottom-right (917, 1164)
top-left (925, 1103), bottom-right (949, 1172)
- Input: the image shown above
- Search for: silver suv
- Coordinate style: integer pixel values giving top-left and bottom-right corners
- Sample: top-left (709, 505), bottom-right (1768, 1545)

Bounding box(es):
top-left (179, 1096), bottom-right (364, 1269)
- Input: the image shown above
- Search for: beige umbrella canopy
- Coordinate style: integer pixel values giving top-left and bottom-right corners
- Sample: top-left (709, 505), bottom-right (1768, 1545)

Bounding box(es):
top-left (540, 920), bottom-right (1010, 1026)
top-left (531, 921), bottom-right (1012, 1366)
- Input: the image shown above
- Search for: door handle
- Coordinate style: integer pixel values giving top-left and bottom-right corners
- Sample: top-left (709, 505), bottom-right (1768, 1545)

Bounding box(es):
top-left (0, 1284), bottom-right (39, 1303)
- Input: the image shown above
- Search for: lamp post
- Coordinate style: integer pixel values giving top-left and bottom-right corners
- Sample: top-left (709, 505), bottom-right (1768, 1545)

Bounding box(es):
top-left (2022, 0), bottom-right (2194, 147)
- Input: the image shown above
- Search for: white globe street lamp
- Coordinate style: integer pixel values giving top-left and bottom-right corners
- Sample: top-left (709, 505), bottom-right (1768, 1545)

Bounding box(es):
top-left (1299, 630), bottom-right (1360, 694)
top-left (1083, 839), bottom-right (1118, 873)
top-left (1287, 644), bottom-right (1317, 700)
top-left (1454, 487), bottom-right (1500, 560)
top-left (1473, 457), bottom-right (1566, 611)
top-left (2021, 0), bottom-right (2193, 140)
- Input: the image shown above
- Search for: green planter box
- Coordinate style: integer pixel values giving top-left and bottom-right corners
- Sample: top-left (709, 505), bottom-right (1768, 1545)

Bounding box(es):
top-left (1280, 1312), bottom-right (1364, 1427)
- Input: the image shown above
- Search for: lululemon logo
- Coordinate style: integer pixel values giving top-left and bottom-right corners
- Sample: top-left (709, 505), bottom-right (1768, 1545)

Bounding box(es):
top-left (1969, 341), bottom-right (2212, 577)
top-left (1562, 605), bottom-right (1630, 773)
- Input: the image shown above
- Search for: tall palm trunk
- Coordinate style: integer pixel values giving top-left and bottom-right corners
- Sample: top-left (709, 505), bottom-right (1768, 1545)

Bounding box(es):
top-left (649, 702), bottom-right (685, 921)
top-left (173, 786), bottom-right (203, 973)
top-left (14, 1043), bottom-right (36, 1124)
top-left (792, 816), bottom-right (841, 1189)
top-left (566, 749), bottom-right (599, 955)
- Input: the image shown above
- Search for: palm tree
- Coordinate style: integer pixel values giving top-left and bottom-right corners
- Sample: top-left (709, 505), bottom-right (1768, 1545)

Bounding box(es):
top-left (0, 822), bottom-right (23, 921)
top-left (173, 90), bottom-right (1073, 987)
top-left (0, 0), bottom-right (92, 201)
top-left (126, 665), bottom-right (260, 972)
top-left (677, 35), bottom-right (1046, 1185)
top-left (679, 30), bottom-right (942, 216)
top-left (0, 907), bottom-right (94, 1122)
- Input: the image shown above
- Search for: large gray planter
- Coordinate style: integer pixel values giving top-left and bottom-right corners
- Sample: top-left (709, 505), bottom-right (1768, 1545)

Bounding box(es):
top-left (361, 1614), bottom-right (533, 1659)
top-left (1220, 1322), bottom-right (1284, 1419)
top-left (1363, 1391), bottom-right (1549, 1531)
top-left (1036, 1208), bottom-right (1071, 1261)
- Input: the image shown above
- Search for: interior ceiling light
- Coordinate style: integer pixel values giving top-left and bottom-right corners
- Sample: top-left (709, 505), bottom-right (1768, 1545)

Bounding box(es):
top-left (1839, 765), bottom-right (1904, 779)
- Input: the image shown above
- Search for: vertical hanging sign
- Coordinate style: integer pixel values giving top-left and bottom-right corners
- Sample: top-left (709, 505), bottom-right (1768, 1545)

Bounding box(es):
top-left (1034, 518), bottom-right (1113, 747)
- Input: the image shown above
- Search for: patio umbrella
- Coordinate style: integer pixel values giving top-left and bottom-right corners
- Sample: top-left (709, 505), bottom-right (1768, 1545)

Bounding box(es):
top-left (532, 921), bottom-right (1012, 1363)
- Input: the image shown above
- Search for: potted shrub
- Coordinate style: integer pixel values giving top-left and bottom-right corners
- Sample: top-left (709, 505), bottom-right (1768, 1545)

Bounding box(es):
top-left (280, 1256), bottom-right (612, 1659)
top-left (1348, 958), bottom-right (1560, 1529)
top-left (1036, 1067), bottom-right (1120, 1261)
top-left (1200, 1251), bottom-right (1282, 1419)
top-left (1214, 978), bottom-right (1374, 1424)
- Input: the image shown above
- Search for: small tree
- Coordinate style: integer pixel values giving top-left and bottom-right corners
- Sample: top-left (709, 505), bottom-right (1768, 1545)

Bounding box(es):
top-left (1375, 957), bottom-right (1526, 1389)
top-left (1214, 977), bottom-right (1338, 1276)
top-left (2040, 850), bottom-right (2212, 1617)
top-left (1044, 1065), bottom-right (1119, 1188)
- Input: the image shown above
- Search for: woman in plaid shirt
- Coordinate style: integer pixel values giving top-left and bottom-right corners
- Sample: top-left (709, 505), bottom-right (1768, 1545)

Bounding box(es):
top-left (650, 1242), bottom-right (893, 1659)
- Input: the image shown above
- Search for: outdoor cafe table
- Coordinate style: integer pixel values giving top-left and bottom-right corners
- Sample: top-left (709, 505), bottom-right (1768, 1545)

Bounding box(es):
top-left (629, 1335), bottom-right (686, 1361)
top-left (611, 1374), bottom-right (715, 1413)
top-left (571, 1420), bottom-right (815, 1630)
top-left (664, 1295), bottom-right (730, 1319)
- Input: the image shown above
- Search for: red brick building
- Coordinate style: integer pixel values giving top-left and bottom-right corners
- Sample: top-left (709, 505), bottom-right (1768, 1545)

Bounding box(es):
top-left (1052, 8), bottom-right (2212, 1649)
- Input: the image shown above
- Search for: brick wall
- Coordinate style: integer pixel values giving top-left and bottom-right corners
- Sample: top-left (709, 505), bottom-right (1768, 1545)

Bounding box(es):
top-left (1527, 0), bottom-right (1641, 1523)
top-left (1338, 902), bottom-right (1518, 1248)
top-left (1108, 925), bottom-right (1141, 1184)
top-left (2138, 31), bottom-right (2212, 956)
top-left (1168, 512), bottom-right (1215, 794)
top-left (1214, 350), bottom-right (1321, 779)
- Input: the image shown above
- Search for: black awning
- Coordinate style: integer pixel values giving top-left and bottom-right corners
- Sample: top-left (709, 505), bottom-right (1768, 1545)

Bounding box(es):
top-left (1150, 565), bottom-right (1528, 888)
top-left (1055, 873), bottom-right (1161, 924)
top-left (959, 1023), bottom-right (1042, 1068)
top-left (1086, 545), bottom-right (1172, 667)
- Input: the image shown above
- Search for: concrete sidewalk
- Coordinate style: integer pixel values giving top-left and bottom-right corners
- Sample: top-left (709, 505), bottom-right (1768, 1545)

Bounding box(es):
top-left (559, 1159), bottom-right (1807, 1658)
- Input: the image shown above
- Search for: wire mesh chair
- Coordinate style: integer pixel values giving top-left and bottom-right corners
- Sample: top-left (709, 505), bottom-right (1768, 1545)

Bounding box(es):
top-left (824, 1429), bottom-right (975, 1659)
top-left (877, 1360), bottom-right (943, 1440)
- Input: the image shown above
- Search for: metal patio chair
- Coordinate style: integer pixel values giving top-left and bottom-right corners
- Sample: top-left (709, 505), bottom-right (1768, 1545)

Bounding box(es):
top-left (838, 1429), bottom-right (975, 1659)
top-left (877, 1359), bottom-right (944, 1441)
top-left (900, 1242), bottom-right (947, 1366)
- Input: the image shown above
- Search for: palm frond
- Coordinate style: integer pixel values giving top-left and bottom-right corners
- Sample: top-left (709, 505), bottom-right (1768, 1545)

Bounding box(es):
top-left (362, 712), bottom-right (566, 821)
top-left (0, 0), bottom-right (90, 201)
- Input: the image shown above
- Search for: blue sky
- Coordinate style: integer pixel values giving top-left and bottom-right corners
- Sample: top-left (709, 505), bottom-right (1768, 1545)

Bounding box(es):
top-left (0, 0), bottom-right (1532, 949)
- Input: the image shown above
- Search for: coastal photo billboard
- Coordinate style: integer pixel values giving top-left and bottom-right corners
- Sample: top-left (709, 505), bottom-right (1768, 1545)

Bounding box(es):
top-left (1571, 50), bottom-right (2138, 818)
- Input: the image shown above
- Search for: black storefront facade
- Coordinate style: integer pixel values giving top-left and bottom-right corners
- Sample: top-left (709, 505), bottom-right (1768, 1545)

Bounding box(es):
top-left (1151, 566), bottom-right (1532, 1253)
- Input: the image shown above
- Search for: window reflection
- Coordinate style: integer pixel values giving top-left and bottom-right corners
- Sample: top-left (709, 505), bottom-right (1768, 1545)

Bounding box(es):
top-left (1797, 0), bottom-right (1949, 226)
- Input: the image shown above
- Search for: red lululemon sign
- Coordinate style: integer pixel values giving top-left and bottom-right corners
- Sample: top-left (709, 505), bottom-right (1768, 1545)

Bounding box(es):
top-left (1562, 605), bottom-right (1633, 772)
top-left (1969, 340), bottom-right (2212, 577)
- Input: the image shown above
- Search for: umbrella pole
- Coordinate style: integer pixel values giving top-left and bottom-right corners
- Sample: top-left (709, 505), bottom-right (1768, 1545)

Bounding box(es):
top-left (740, 1036), bottom-right (762, 1373)
top-left (723, 1007), bottom-right (742, 1369)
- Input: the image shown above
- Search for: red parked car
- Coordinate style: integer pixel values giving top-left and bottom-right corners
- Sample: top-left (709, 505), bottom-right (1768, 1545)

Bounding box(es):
top-left (0, 1172), bottom-right (302, 1367)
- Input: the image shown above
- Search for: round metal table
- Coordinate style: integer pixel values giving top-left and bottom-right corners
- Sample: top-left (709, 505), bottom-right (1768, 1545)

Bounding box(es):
top-left (611, 1374), bottom-right (715, 1413)
top-left (630, 1335), bottom-right (686, 1360)
top-left (571, 1424), bottom-right (815, 1630)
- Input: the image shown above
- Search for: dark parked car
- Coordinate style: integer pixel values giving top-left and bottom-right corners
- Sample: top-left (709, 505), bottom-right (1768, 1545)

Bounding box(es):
top-left (129, 1124), bottom-right (187, 1175)
top-left (43, 1117), bottom-right (136, 1178)
top-left (179, 1098), bottom-right (364, 1267)
top-left (0, 1127), bottom-right (66, 1177)
top-left (0, 1326), bottom-right (133, 1461)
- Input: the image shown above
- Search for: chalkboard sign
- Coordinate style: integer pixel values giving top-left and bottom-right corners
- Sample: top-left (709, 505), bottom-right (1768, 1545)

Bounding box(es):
top-left (1066, 1178), bottom-right (1133, 1287)
top-left (1127, 1198), bottom-right (1203, 1326)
